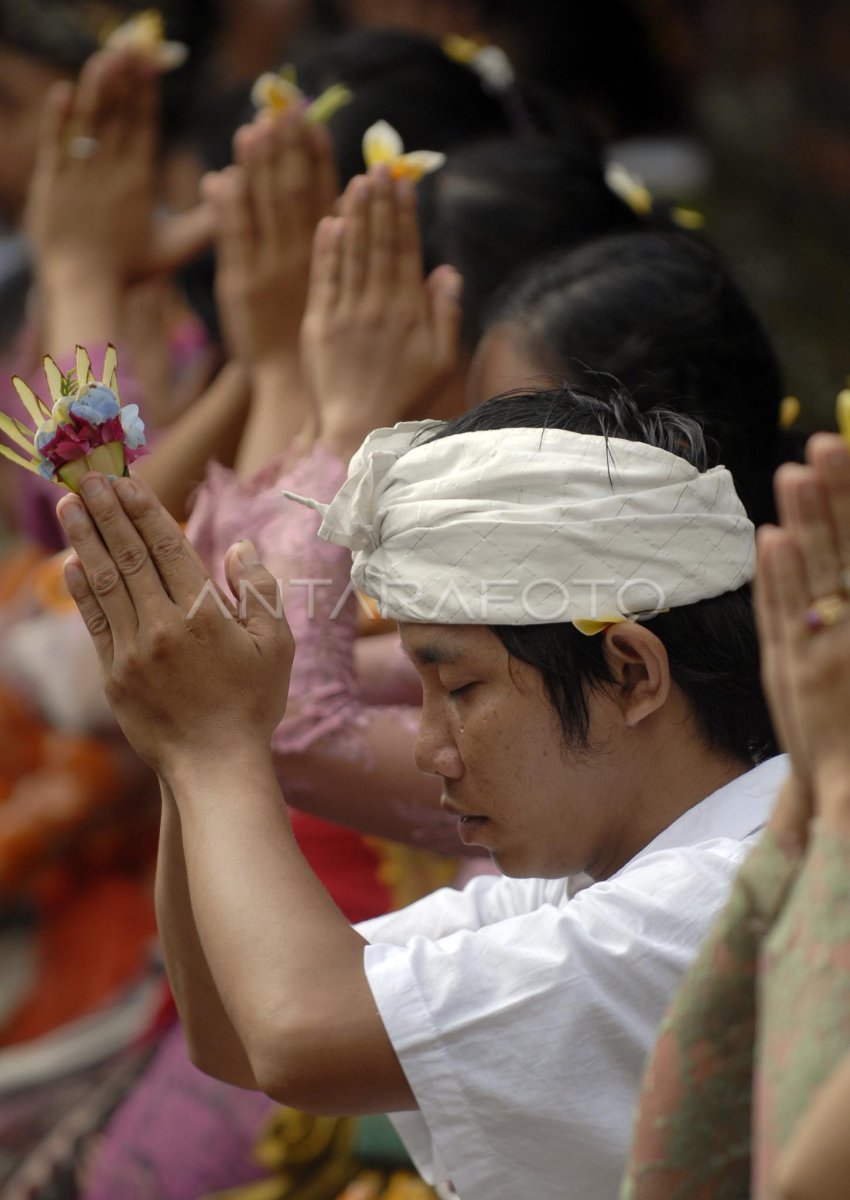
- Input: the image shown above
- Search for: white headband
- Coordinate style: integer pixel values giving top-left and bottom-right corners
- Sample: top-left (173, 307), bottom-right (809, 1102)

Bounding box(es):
top-left (283, 420), bottom-right (755, 625)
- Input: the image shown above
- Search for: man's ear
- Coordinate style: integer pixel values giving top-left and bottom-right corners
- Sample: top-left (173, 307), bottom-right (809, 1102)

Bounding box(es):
top-left (601, 622), bottom-right (671, 728)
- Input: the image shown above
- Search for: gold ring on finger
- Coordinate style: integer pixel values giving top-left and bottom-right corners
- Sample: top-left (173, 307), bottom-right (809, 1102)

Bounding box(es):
top-left (805, 592), bottom-right (850, 633)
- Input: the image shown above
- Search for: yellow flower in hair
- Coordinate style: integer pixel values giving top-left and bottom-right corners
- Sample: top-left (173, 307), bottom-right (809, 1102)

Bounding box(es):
top-left (251, 65), bottom-right (352, 124)
top-left (779, 395), bottom-right (801, 431)
top-left (604, 162), bottom-right (653, 217)
top-left (101, 9), bottom-right (189, 71)
top-left (837, 385), bottom-right (850, 448)
top-left (443, 33), bottom-right (485, 65)
top-left (0, 346), bottom-right (146, 493)
top-left (362, 121), bottom-right (446, 182)
top-left (671, 206), bottom-right (705, 230)
top-left (443, 33), bottom-right (515, 92)
top-left (572, 614), bottom-right (629, 637)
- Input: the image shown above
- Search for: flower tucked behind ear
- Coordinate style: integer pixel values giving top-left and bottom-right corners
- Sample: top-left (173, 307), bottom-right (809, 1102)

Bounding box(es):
top-left (251, 64), bottom-right (352, 124)
top-left (1, 346), bottom-right (147, 493)
top-left (362, 121), bottom-right (446, 182)
top-left (101, 8), bottom-right (189, 70)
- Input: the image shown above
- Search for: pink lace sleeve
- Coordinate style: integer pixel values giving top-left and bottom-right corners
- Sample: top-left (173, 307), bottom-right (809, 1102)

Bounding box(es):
top-left (185, 449), bottom-right (456, 851)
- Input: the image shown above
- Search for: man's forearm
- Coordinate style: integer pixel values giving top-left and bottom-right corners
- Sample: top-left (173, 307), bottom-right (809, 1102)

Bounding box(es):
top-left (155, 780), bottom-right (258, 1088)
top-left (165, 743), bottom-right (409, 1114)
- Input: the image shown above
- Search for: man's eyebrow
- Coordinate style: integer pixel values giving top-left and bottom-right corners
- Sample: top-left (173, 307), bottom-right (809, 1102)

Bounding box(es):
top-left (406, 643), bottom-right (463, 667)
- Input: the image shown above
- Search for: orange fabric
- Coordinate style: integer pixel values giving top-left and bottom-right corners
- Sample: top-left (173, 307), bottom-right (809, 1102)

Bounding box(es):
top-left (0, 872), bottom-right (157, 1045)
top-left (0, 733), bottom-right (133, 898)
top-left (0, 681), bottom-right (44, 791)
top-left (28, 552), bottom-right (77, 614)
top-left (0, 543), bottom-right (45, 605)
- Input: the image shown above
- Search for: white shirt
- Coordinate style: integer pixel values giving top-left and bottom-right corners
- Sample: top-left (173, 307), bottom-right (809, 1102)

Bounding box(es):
top-left (357, 755), bottom-right (788, 1200)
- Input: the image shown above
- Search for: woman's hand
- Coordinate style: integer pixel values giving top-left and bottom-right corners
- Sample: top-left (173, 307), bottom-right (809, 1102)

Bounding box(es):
top-left (301, 165), bottom-right (463, 458)
top-left (205, 112), bottom-right (338, 370)
top-left (205, 112), bottom-right (338, 475)
top-left (56, 473), bottom-right (294, 779)
top-left (28, 49), bottom-right (212, 349)
top-left (756, 434), bottom-right (850, 832)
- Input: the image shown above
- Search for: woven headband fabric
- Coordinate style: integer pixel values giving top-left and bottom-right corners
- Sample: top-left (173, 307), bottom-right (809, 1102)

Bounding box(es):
top-left (283, 420), bottom-right (755, 625)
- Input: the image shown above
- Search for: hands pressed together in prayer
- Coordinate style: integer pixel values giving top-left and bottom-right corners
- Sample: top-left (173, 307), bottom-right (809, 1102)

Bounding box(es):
top-left (756, 433), bottom-right (850, 848)
top-left (301, 165), bottom-right (463, 458)
top-left (29, 48), bottom-right (213, 358)
top-left (57, 473), bottom-right (294, 779)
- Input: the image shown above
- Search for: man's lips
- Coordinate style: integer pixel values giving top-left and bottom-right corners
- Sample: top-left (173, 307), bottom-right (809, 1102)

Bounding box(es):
top-left (442, 798), bottom-right (490, 844)
top-left (441, 798), bottom-right (487, 821)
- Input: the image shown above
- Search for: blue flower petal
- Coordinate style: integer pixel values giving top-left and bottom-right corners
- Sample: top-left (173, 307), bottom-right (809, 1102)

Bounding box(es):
top-left (70, 385), bottom-right (120, 426)
top-left (38, 459), bottom-right (56, 480)
top-left (120, 404), bottom-right (146, 449)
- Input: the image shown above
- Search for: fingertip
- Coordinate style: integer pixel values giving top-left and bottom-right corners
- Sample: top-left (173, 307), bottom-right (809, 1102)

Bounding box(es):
top-left (233, 123), bottom-right (255, 164)
top-left (808, 431), bottom-right (850, 471)
top-left (236, 539), bottom-right (260, 568)
top-left (219, 164), bottom-right (246, 201)
top-left (47, 79), bottom-right (75, 112)
top-left (438, 265), bottom-right (463, 299)
top-left (310, 120), bottom-right (332, 153)
top-left (200, 170), bottom-right (222, 202)
top-left (395, 175), bottom-right (414, 203)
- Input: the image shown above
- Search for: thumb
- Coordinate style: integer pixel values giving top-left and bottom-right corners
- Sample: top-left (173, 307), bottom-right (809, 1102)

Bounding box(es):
top-left (224, 541), bottom-right (290, 645)
top-left (427, 265), bottom-right (463, 370)
top-left (150, 202), bottom-right (216, 274)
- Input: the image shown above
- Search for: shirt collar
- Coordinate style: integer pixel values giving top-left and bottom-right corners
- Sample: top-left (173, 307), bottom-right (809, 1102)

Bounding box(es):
top-left (614, 753), bottom-right (789, 877)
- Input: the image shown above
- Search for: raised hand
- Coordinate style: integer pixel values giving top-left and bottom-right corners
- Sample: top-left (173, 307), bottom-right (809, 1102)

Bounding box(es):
top-left (204, 111), bottom-right (339, 475)
top-left (756, 434), bottom-right (850, 826)
top-left (300, 164), bottom-right (463, 458)
top-left (206, 112), bottom-right (339, 370)
top-left (56, 473), bottom-right (294, 777)
top-left (27, 49), bottom-right (212, 352)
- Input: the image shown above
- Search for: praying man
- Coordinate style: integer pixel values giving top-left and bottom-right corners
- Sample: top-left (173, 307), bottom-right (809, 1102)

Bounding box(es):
top-left (56, 386), bottom-right (788, 1200)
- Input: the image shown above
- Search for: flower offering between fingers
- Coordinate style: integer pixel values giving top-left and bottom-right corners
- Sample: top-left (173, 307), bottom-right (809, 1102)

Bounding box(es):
top-left (251, 64), bottom-right (352, 124)
top-left (100, 9), bottom-right (189, 71)
top-left (1, 346), bottom-right (146, 492)
top-left (362, 121), bottom-right (446, 182)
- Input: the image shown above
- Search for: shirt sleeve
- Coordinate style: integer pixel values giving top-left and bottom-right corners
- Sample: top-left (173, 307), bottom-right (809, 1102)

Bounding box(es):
top-left (360, 841), bottom-right (760, 1200)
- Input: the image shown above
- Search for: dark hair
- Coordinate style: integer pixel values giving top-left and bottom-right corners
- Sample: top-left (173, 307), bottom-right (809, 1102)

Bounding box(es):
top-left (483, 0), bottom-right (688, 139)
top-left (417, 138), bottom-right (641, 348)
top-left (427, 387), bottom-right (777, 764)
top-left (0, 0), bottom-right (222, 144)
top-left (294, 28), bottom-right (512, 185)
top-left (486, 229), bottom-right (792, 525)
top-left (311, 1), bottom-right (687, 139)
